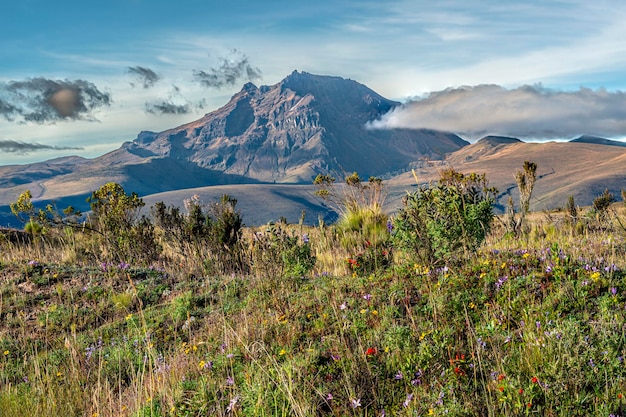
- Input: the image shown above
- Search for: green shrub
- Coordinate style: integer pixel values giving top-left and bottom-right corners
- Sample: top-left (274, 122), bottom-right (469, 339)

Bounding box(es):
top-left (393, 169), bottom-right (496, 265)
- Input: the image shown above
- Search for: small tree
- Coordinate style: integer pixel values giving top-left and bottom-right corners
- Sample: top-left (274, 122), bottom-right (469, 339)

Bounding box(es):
top-left (86, 182), bottom-right (149, 263)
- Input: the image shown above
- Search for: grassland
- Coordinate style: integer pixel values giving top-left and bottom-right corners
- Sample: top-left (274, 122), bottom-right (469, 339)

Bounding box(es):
top-left (1, 193), bottom-right (625, 416)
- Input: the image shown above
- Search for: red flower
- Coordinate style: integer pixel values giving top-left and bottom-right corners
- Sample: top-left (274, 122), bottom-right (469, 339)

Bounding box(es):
top-left (518, 388), bottom-right (524, 394)
top-left (531, 376), bottom-right (538, 384)
top-left (365, 347), bottom-right (377, 356)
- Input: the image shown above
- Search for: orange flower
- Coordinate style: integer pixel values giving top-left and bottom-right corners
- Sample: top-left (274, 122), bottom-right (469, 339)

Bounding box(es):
top-left (365, 347), bottom-right (377, 356)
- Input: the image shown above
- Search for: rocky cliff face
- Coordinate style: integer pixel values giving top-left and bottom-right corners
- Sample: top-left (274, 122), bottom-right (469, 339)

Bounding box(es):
top-left (123, 71), bottom-right (468, 182)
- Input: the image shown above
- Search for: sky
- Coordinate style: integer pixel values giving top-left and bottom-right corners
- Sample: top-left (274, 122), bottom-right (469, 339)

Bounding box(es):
top-left (2, 0), bottom-right (626, 166)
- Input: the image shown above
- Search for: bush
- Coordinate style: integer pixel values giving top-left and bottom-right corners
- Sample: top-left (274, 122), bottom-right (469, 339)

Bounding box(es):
top-left (393, 169), bottom-right (496, 265)
top-left (250, 222), bottom-right (316, 279)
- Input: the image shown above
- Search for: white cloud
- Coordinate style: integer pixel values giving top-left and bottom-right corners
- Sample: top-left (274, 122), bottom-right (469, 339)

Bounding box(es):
top-left (367, 84), bottom-right (626, 140)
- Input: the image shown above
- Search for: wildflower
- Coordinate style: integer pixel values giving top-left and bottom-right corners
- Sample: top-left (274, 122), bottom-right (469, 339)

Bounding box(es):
top-left (469, 302), bottom-right (476, 309)
top-left (226, 396), bottom-right (239, 413)
top-left (326, 393), bottom-right (333, 401)
top-left (394, 370), bottom-right (403, 380)
top-left (226, 376), bottom-right (234, 385)
top-left (371, 310), bottom-right (378, 316)
top-left (302, 233), bottom-right (310, 244)
top-left (3, 350), bottom-right (9, 356)
top-left (518, 388), bottom-right (524, 394)
top-left (226, 353), bottom-right (234, 359)
top-left (365, 347), bottom-right (377, 356)
top-left (522, 252), bottom-right (530, 259)
top-left (118, 261), bottom-right (130, 270)
top-left (278, 349), bottom-right (287, 356)
top-left (125, 313), bottom-right (133, 321)
top-left (403, 393), bottom-right (414, 407)
top-left (531, 376), bottom-right (538, 384)
top-left (386, 219), bottom-right (393, 233)
top-left (339, 302), bottom-right (347, 310)
top-left (611, 287), bottom-right (618, 296)
top-left (363, 293), bottom-right (372, 301)
top-left (591, 271), bottom-right (601, 282)
top-left (198, 360), bottom-right (206, 369)
top-left (350, 398), bottom-right (361, 408)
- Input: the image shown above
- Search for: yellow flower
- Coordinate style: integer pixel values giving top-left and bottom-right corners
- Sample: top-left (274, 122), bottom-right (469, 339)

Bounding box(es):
top-left (199, 360), bottom-right (206, 369)
top-left (591, 271), bottom-right (601, 282)
top-left (522, 253), bottom-right (530, 259)
top-left (480, 272), bottom-right (487, 279)
top-left (500, 262), bottom-right (507, 269)
top-left (428, 409), bottom-right (435, 415)
top-left (371, 310), bottom-right (378, 316)
top-left (360, 309), bottom-right (367, 314)
top-left (125, 313), bottom-right (132, 321)
top-left (278, 349), bottom-right (287, 356)
top-left (469, 302), bottom-right (476, 309)
top-left (3, 350), bottom-right (8, 356)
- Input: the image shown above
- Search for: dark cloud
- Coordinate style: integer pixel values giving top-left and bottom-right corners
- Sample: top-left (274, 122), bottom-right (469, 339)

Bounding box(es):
top-left (145, 101), bottom-right (191, 115)
top-left (127, 66), bottom-right (160, 89)
top-left (367, 84), bottom-right (626, 140)
top-left (0, 77), bottom-right (111, 123)
top-left (0, 139), bottom-right (84, 155)
top-left (193, 51), bottom-right (262, 89)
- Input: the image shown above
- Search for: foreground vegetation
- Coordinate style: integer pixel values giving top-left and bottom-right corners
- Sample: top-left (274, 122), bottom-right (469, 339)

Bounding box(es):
top-left (1, 170), bottom-right (626, 416)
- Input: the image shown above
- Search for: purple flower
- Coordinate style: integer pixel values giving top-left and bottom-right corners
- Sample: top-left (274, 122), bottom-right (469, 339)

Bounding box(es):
top-left (363, 294), bottom-right (372, 301)
top-left (28, 260), bottom-right (39, 267)
top-left (226, 396), bottom-right (239, 412)
top-left (326, 393), bottom-right (333, 401)
top-left (226, 376), bottom-right (235, 385)
top-left (611, 287), bottom-right (618, 296)
top-left (118, 261), bottom-right (130, 270)
top-left (350, 398), bottom-right (361, 408)
top-left (302, 233), bottom-right (310, 244)
top-left (386, 219), bottom-right (393, 233)
top-left (403, 393), bottom-right (414, 407)
top-left (394, 370), bottom-right (403, 380)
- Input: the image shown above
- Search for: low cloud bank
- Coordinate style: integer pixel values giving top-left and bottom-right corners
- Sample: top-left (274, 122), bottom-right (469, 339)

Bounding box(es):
top-left (367, 84), bottom-right (626, 139)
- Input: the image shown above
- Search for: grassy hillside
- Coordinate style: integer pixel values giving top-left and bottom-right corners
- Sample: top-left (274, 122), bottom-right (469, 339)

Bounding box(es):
top-left (1, 178), bottom-right (626, 416)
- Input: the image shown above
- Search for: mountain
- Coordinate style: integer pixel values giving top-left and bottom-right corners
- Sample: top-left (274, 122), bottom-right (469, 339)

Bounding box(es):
top-left (569, 135), bottom-right (626, 148)
top-left (0, 71), bottom-right (468, 226)
top-left (120, 70), bottom-right (468, 182)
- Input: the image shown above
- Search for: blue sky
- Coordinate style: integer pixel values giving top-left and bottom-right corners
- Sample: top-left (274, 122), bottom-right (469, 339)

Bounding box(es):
top-left (2, 0), bottom-right (626, 165)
